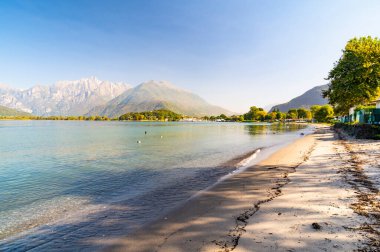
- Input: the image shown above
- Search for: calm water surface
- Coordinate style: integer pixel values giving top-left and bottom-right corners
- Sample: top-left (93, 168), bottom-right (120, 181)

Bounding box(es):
top-left (0, 120), bottom-right (308, 250)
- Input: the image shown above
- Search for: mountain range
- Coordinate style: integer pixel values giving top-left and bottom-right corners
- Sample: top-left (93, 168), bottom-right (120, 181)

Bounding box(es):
top-left (87, 80), bottom-right (231, 117)
top-left (0, 78), bottom-right (230, 117)
top-left (0, 77), bottom-right (329, 117)
top-left (0, 77), bottom-right (130, 116)
top-left (270, 84), bottom-right (329, 112)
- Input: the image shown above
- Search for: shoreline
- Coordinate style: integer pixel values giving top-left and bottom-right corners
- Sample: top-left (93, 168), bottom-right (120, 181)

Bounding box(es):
top-left (104, 126), bottom-right (379, 251)
top-left (0, 124), bottom-right (309, 251)
top-left (3, 124), bottom-right (377, 251)
top-left (103, 129), bottom-right (316, 251)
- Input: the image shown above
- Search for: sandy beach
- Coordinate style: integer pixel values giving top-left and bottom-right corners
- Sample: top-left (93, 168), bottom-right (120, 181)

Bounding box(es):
top-left (103, 126), bottom-right (380, 252)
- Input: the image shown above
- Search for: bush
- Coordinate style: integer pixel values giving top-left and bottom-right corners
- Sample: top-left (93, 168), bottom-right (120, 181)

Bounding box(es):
top-left (334, 123), bottom-right (380, 139)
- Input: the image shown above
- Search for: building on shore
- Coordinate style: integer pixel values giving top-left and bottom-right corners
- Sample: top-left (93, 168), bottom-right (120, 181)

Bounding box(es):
top-left (341, 98), bottom-right (380, 124)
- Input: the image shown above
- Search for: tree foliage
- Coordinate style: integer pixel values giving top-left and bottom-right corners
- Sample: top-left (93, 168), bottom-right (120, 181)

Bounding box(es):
top-left (204, 114), bottom-right (244, 122)
top-left (313, 105), bottom-right (334, 122)
top-left (118, 109), bottom-right (182, 121)
top-left (323, 36), bottom-right (380, 115)
top-left (310, 105), bottom-right (322, 118)
top-left (243, 106), bottom-right (267, 121)
top-left (297, 108), bottom-right (312, 119)
top-left (0, 115), bottom-right (111, 121)
top-left (286, 109), bottom-right (298, 119)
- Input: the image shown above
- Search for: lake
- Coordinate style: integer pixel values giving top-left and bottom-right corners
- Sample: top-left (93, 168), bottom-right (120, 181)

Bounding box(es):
top-left (0, 120), bottom-right (308, 250)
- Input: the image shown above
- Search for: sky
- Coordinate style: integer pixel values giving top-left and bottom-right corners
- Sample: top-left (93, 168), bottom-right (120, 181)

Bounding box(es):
top-left (0, 0), bottom-right (379, 113)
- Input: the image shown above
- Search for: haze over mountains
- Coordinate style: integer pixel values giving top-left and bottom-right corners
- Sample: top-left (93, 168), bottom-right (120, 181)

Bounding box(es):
top-left (270, 84), bottom-right (329, 112)
top-left (0, 77), bottom-right (131, 116)
top-left (0, 76), bottom-right (329, 117)
top-left (0, 78), bottom-right (230, 117)
top-left (87, 80), bottom-right (231, 117)
top-left (0, 105), bottom-right (31, 117)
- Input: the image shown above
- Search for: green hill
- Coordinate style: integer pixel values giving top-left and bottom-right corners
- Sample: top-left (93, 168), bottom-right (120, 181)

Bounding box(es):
top-left (270, 84), bottom-right (329, 112)
top-left (0, 105), bottom-right (32, 117)
top-left (87, 80), bottom-right (231, 117)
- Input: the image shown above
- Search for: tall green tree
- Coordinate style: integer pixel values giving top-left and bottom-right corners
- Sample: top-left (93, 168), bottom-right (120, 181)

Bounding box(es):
top-left (297, 108), bottom-right (312, 119)
top-left (310, 105), bottom-right (322, 118)
top-left (323, 36), bottom-right (380, 115)
top-left (286, 109), bottom-right (298, 119)
top-left (275, 111), bottom-right (285, 120)
top-left (243, 106), bottom-right (267, 121)
top-left (313, 105), bottom-right (334, 122)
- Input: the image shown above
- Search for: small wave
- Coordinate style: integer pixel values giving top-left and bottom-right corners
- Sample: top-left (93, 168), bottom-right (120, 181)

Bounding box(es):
top-left (235, 149), bottom-right (261, 168)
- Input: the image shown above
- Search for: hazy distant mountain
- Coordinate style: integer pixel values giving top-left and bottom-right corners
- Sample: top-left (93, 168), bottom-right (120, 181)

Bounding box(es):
top-left (0, 105), bottom-right (32, 116)
top-left (87, 80), bottom-right (231, 117)
top-left (0, 77), bottom-right (131, 116)
top-left (270, 84), bottom-right (329, 112)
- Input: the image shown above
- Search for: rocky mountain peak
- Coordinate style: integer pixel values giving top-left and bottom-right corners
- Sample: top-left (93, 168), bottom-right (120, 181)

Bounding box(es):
top-left (0, 77), bottom-right (131, 116)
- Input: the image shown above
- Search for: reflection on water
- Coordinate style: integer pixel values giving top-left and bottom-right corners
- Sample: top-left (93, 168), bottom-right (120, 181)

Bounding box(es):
top-left (244, 123), bottom-right (307, 135)
top-left (0, 121), bottom-right (307, 250)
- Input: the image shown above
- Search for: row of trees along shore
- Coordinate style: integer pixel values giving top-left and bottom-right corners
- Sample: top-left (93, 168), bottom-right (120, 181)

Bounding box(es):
top-left (1, 106), bottom-right (334, 122)
top-left (203, 105), bottom-right (334, 123)
top-left (0, 115), bottom-right (113, 121)
top-left (118, 110), bottom-right (182, 121)
top-left (0, 110), bottom-right (183, 122)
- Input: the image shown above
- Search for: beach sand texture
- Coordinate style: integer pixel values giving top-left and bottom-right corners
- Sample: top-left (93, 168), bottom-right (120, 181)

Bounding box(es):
top-left (105, 127), bottom-right (379, 252)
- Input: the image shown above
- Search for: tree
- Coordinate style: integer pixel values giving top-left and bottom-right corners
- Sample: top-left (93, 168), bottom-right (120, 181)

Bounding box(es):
top-left (229, 115), bottom-right (244, 122)
top-left (323, 36), bottom-right (380, 115)
top-left (297, 108), bottom-right (311, 120)
top-left (286, 109), bottom-right (298, 120)
top-left (275, 111), bottom-right (284, 120)
top-left (297, 108), bottom-right (312, 120)
top-left (256, 110), bottom-right (267, 121)
top-left (267, 111), bottom-right (277, 120)
top-left (306, 111), bottom-right (312, 120)
top-left (310, 105), bottom-right (322, 118)
top-left (313, 105), bottom-right (334, 122)
top-left (219, 114), bottom-right (227, 120)
top-left (243, 106), bottom-right (267, 121)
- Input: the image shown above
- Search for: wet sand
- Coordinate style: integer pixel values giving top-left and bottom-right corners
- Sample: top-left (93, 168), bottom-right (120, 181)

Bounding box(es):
top-left (104, 126), bottom-right (380, 252)
top-left (104, 129), bottom-right (316, 251)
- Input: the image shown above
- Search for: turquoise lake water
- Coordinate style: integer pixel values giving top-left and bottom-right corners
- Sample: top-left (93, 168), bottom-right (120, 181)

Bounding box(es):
top-left (0, 120), bottom-right (308, 251)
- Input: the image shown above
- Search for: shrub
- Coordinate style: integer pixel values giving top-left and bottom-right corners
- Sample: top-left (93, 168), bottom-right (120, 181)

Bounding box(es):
top-left (334, 123), bottom-right (380, 139)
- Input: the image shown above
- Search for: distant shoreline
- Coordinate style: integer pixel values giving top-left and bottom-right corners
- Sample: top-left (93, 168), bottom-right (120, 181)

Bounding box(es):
top-left (0, 117), bottom-right (312, 124)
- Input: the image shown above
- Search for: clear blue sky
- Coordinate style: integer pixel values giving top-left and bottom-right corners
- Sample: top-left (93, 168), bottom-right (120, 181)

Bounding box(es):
top-left (0, 0), bottom-right (379, 112)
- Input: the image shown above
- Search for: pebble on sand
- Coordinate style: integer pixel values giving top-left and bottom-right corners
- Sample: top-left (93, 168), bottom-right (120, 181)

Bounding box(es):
top-left (312, 222), bottom-right (321, 230)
